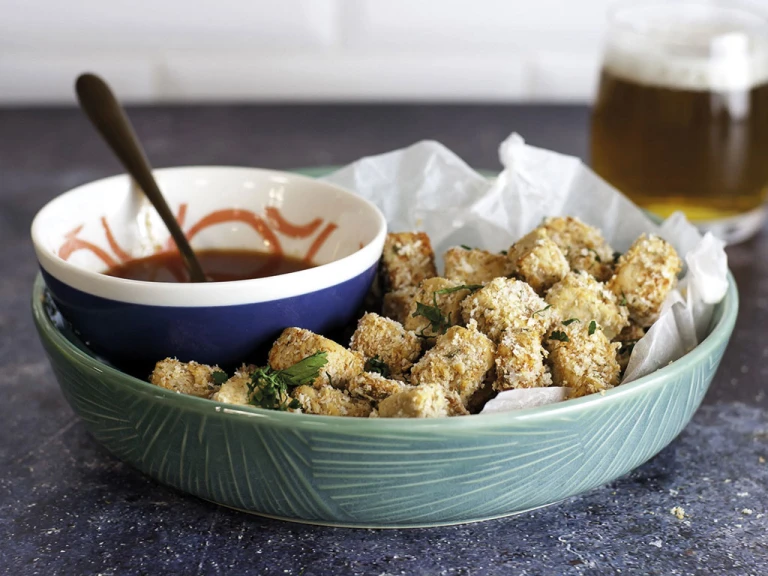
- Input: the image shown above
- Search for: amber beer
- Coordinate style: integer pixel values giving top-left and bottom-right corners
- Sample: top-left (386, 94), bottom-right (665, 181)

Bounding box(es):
top-left (591, 3), bottom-right (768, 242)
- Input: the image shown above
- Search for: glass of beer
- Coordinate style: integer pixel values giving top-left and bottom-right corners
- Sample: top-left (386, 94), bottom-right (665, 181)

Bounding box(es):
top-left (591, 1), bottom-right (768, 243)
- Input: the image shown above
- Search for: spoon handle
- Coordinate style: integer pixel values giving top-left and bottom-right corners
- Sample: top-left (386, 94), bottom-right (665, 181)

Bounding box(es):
top-left (75, 73), bottom-right (207, 283)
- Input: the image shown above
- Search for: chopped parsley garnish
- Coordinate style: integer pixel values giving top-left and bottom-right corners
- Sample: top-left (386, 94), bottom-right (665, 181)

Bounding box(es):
top-left (587, 248), bottom-right (601, 262)
top-left (460, 244), bottom-right (473, 250)
top-left (247, 351), bottom-right (327, 411)
top-left (588, 320), bottom-right (597, 335)
top-left (412, 296), bottom-right (451, 337)
top-left (549, 331), bottom-right (569, 342)
top-left (211, 370), bottom-right (228, 385)
top-left (434, 284), bottom-right (483, 295)
top-left (612, 251), bottom-right (622, 264)
top-left (365, 356), bottom-right (391, 378)
top-left (533, 304), bottom-right (552, 316)
top-left (499, 249), bottom-right (508, 255)
top-left (619, 292), bottom-right (628, 306)
top-left (562, 318), bottom-right (580, 326)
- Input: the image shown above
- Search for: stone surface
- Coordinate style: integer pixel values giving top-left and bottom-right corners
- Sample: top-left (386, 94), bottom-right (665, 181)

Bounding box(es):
top-left (1, 105), bottom-right (766, 574)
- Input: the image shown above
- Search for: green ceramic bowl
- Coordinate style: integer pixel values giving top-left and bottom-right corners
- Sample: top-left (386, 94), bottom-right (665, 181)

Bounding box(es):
top-left (32, 270), bottom-right (738, 528)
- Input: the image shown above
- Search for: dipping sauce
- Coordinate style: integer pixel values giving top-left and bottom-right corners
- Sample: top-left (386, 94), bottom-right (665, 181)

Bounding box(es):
top-left (105, 249), bottom-right (315, 283)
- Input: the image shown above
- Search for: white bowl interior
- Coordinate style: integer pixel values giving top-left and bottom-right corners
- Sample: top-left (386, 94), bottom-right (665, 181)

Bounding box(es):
top-left (33, 167), bottom-right (383, 274)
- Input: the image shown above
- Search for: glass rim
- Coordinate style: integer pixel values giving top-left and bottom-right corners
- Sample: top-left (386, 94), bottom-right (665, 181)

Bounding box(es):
top-left (607, 0), bottom-right (768, 45)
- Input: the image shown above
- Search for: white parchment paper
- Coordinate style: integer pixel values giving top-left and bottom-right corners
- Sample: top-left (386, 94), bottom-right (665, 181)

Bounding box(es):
top-left (322, 134), bottom-right (729, 413)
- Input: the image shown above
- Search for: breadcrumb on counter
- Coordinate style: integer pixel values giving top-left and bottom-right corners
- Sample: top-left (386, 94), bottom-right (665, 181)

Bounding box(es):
top-left (443, 247), bottom-right (512, 284)
top-left (494, 329), bottom-right (552, 391)
top-left (545, 271), bottom-right (629, 340)
top-left (292, 385), bottom-right (373, 417)
top-left (349, 313), bottom-right (422, 379)
top-left (348, 371), bottom-right (410, 402)
top-left (404, 277), bottom-right (471, 339)
top-left (607, 234), bottom-right (682, 327)
top-left (150, 358), bottom-right (222, 398)
top-left (211, 364), bottom-right (256, 405)
top-left (268, 327), bottom-right (364, 390)
top-left (380, 232), bottom-right (438, 292)
top-left (382, 287), bottom-right (417, 326)
top-left (540, 216), bottom-right (615, 281)
top-left (506, 228), bottom-right (569, 294)
top-left (460, 277), bottom-right (558, 342)
top-left (410, 324), bottom-right (495, 406)
top-left (377, 383), bottom-right (468, 418)
top-left (545, 321), bottom-right (621, 398)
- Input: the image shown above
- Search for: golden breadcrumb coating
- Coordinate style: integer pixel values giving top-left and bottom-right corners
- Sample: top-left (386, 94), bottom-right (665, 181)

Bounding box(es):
top-left (292, 384), bottom-right (373, 417)
top-left (506, 228), bottom-right (569, 294)
top-left (382, 287), bottom-right (417, 325)
top-left (404, 277), bottom-right (471, 338)
top-left (410, 324), bottom-right (495, 406)
top-left (494, 329), bottom-right (552, 391)
top-left (376, 383), bottom-right (468, 418)
top-left (211, 364), bottom-right (256, 405)
top-left (150, 358), bottom-right (222, 398)
top-left (540, 216), bottom-right (614, 281)
top-left (545, 321), bottom-right (621, 398)
top-left (460, 277), bottom-right (558, 342)
top-left (545, 271), bottom-right (629, 340)
top-left (349, 313), bottom-right (422, 379)
top-left (380, 232), bottom-right (438, 292)
top-left (348, 371), bottom-right (410, 402)
top-left (607, 234), bottom-right (682, 327)
top-left (268, 327), bottom-right (363, 390)
top-left (443, 247), bottom-right (512, 284)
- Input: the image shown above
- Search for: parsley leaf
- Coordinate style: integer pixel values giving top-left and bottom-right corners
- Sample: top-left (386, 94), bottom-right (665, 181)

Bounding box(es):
top-left (434, 284), bottom-right (483, 295)
top-left (412, 298), bottom-right (451, 337)
top-left (499, 249), bottom-right (508, 255)
top-left (619, 292), bottom-right (628, 306)
top-left (587, 248), bottom-right (602, 263)
top-left (460, 244), bottom-right (473, 250)
top-left (562, 318), bottom-right (580, 326)
top-left (549, 330), bottom-right (570, 342)
top-left (612, 251), bottom-right (622, 264)
top-left (247, 352), bottom-right (328, 411)
top-left (211, 370), bottom-right (228, 385)
top-left (365, 356), bottom-right (391, 378)
top-left (588, 320), bottom-right (597, 335)
top-left (533, 304), bottom-right (552, 316)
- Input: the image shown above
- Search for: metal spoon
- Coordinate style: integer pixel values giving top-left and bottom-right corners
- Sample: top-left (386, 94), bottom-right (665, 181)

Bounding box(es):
top-left (75, 73), bottom-right (207, 283)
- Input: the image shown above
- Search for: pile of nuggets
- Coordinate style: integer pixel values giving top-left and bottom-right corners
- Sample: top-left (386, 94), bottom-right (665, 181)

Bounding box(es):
top-left (151, 217), bottom-right (682, 418)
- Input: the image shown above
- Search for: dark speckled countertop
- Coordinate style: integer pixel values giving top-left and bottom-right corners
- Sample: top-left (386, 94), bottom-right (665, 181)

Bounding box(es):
top-left (1, 105), bottom-right (767, 575)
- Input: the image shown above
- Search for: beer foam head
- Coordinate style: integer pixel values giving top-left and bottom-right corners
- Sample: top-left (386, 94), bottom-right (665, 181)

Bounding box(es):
top-left (604, 2), bottom-right (768, 91)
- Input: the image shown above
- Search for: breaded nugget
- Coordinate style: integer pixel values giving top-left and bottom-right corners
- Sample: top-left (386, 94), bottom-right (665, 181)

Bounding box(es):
top-left (443, 247), bottom-right (512, 284)
top-left (410, 324), bottom-right (495, 406)
top-left (540, 216), bottom-right (614, 281)
top-left (150, 358), bottom-right (222, 398)
top-left (380, 232), bottom-right (438, 291)
top-left (460, 277), bottom-right (558, 342)
top-left (494, 329), bottom-right (552, 391)
top-left (268, 327), bottom-right (363, 390)
top-left (376, 383), bottom-right (468, 418)
top-left (348, 371), bottom-right (410, 402)
top-left (545, 271), bottom-right (629, 340)
top-left (607, 234), bottom-right (682, 327)
top-left (292, 385), bottom-right (372, 417)
top-left (404, 277), bottom-right (473, 339)
top-left (545, 321), bottom-right (621, 398)
top-left (506, 228), bottom-right (569, 294)
top-left (382, 287), bottom-right (416, 325)
top-left (211, 364), bottom-right (256, 405)
top-left (349, 313), bottom-right (422, 379)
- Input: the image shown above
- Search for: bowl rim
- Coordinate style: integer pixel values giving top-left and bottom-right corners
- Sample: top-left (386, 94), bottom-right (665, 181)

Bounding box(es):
top-left (30, 166), bottom-right (387, 306)
top-left (32, 269), bottom-right (739, 431)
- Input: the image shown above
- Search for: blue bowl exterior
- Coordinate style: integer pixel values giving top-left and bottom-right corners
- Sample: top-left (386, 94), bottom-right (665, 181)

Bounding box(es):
top-left (41, 265), bottom-right (377, 369)
top-left (32, 273), bottom-right (739, 528)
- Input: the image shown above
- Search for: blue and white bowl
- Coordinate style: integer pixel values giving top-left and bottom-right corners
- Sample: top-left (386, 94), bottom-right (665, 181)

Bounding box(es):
top-left (31, 167), bottom-right (387, 370)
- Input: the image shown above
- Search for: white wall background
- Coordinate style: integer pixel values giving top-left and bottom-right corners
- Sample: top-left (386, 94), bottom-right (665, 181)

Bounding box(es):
top-left (0, 0), bottom-right (619, 104)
